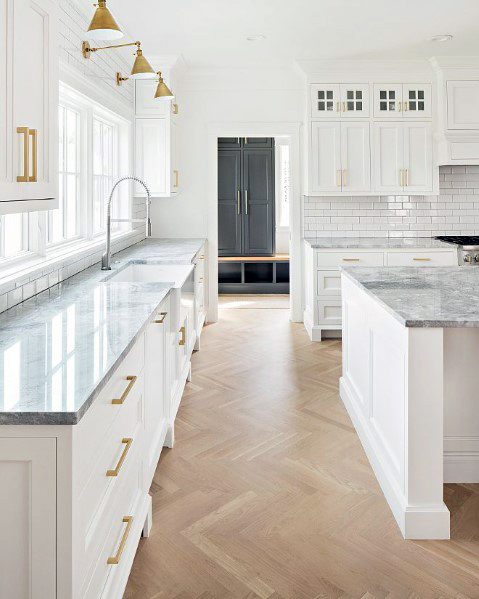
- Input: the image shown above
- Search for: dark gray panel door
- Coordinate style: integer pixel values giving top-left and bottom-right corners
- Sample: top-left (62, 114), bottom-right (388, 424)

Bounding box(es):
top-left (218, 137), bottom-right (241, 148)
top-left (218, 150), bottom-right (242, 256)
top-left (244, 138), bottom-right (273, 148)
top-left (242, 150), bottom-right (275, 256)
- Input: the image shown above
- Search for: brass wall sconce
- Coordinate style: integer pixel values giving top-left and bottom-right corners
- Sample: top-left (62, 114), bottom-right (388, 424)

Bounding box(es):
top-left (81, 40), bottom-right (155, 80)
top-left (86, 0), bottom-right (123, 41)
top-left (154, 72), bottom-right (174, 98)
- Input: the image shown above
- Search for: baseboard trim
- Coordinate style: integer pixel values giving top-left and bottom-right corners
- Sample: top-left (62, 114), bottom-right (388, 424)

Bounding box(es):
top-left (340, 375), bottom-right (450, 539)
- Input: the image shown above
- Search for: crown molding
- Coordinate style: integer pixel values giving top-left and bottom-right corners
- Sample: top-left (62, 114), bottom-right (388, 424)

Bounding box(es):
top-left (296, 59), bottom-right (434, 82)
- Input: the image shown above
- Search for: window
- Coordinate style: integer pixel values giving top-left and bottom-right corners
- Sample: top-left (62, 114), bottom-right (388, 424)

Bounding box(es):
top-left (0, 214), bottom-right (29, 260)
top-left (48, 105), bottom-right (81, 244)
top-left (92, 118), bottom-right (116, 235)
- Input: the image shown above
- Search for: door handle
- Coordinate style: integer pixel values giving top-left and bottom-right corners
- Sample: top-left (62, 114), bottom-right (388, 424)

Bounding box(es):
top-left (399, 169), bottom-right (404, 187)
top-left (336, 170), bottom-right (342, 188)
top-left (237, 189), bottom-right (241, 214)
top-left (404, 168), bottom-right (409, 186)
top-left (244, 189), bottom-right (248, 214)
top-left (29, 129), bottom-right (37, 182)
top-left (17, 127), bottom-right (29, 182)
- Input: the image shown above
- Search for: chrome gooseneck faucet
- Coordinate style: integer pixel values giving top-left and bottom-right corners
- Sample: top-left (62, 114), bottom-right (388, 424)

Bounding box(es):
top-left (101, 176), bottom-right (152, 270)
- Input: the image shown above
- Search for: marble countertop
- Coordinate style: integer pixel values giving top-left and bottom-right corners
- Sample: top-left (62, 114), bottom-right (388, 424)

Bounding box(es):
top-left (304, 237), bottom-right (454, 249)
top-left (0, 238), bottom-right (205, 425)
top-left (342, 266), bottom-right (479, 328)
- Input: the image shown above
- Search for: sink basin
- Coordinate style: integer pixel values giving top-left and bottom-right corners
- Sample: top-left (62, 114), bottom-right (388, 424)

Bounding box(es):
top-left (107, 264), bottom-right (194, 288)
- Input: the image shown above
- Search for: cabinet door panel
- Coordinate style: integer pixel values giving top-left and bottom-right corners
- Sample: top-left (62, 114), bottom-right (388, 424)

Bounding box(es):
top-left (372, 122), bottom-right (404, 193)
top-left (244, 138), bottom-right (273, 148)
top-left (310, 84), bottom-right (341, 119)
top-left (218, 137), bottom-right (241, 148)
top-left (135, 118), bottom-right (168, 196)
top-left (243, 150), bottom-right (274, 256)
top-left (341, 122), bottom-right (370, 192)
top-left (373, 84), bottom-right (403, 118)
top-left (340, 84), bottom-right (370, 118)
top-left (447, 81), bottom-right (479, 129)
top-left (402, 84), bottom-right (431, 118)
top-left (310, 122), bottom-right (341, 193)
top-left (218, 150), bottom-right (242, 256)
top-left (0, 437), bottom-right (56, 599)
top-left (403, 122), bottom-right (432, 193)
top-left (171, 121), bottom-right (178, 193)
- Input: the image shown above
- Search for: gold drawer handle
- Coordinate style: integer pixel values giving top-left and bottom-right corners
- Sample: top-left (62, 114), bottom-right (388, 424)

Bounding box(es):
top-left (172, 102), bottom-right (178, 115)
top-left (106, 438), bottom-right (132, 477)
top-left (17, 127), bottom-right (29, 182)
top-left (107, 516), bottom-right (133, 565)
top-left (198, 277), bottom-right (204, 282)
top-left (179, 326), bottom-right (186, 346)
top-left (342, 258), bottom-right (360, 262)
top-left (200, 255), bottom-right (205, 260)
top-left (154, 312), bottom-right (167, 323)
top-left (413, 257), bottom-right (431, 262)
top-left (112, 375), bottom-right (137, 405)
top-left (29, 129), bottom-right (37, 182)
top-left (174, 169), bottom-right (179, 188)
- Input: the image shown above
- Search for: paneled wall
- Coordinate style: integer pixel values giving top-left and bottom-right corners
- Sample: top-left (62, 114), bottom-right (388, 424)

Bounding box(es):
top-left (304, 165), bottom-right (479, 238)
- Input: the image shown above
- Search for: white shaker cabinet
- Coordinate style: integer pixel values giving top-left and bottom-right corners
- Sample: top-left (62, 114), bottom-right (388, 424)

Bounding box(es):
top-left (372, 122), bottom-right (433, 194)
top-left (0, 437), bottom-right (56, 599)
top-left (0, 0), bottom-right (58, 209)
top-left (311, 83), bottom-right (369, 119)
top-left (135, 80), bottom-right (179, 197)
top-left (310, 121), bottom-right (370, 194)
top-left (373, 84), bottom-right (431, 119)
top-left (446, 80), bottom-right (479, 130)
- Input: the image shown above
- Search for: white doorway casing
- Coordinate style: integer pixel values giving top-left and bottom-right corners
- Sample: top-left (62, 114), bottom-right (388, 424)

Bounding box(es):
top-left (206, 123), bottom-right (303, 323)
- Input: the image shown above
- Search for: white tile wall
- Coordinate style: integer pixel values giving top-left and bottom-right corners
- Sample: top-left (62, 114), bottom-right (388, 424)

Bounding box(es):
top-left (304, 165), bottom-right (479, 238)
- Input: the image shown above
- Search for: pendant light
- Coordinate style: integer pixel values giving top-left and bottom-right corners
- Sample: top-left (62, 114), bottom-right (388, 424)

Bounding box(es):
top-left (154, 72), bottom-right (174, 98)
top-left (86, 0), bottom-right (123, 41)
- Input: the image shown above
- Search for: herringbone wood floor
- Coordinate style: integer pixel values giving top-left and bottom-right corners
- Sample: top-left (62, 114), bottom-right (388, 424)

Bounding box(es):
top-left (124, 308), bottom-right (479, 599)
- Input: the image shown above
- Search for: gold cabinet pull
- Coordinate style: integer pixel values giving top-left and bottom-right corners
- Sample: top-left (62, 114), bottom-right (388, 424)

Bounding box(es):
top-left (237, 189), bottom-right (241, 215)
top-left (336, 169), bottom-right (342, 188)
top-left (413, 257), bottom-right (431, 262)
top-left (404, 168), bottom-right (409, 186)
top-left (172, 102), bottom-right (178, 115)
top-left (342, 258), bottom-right (360, 262)
top-left (29, 129), bottom-right (37, 182)
top-left (112, 375), bottom-right (137, 405)
top-left (336, 101), bottom-right (340, 112)
top-left (342, 101), bottom-right (346, 112)
top-left (17, 127), bottom-right (29, 182)
top-left (179, 326), bottom-right (186, 346)
top-left (154, 312), bottom-right (167, 324)
top-left (107, 516), bottom-right (133, 565)
top-left (342, 169), bottom-right (347, 187)
top-left (403, 101), bottom-right (408, 112)
top-left (106, 438), bottom-right (133, 477)
top-left (173, 170), bottom-right (179, 188)
top-left (399, 169), bottom-right (404, 187)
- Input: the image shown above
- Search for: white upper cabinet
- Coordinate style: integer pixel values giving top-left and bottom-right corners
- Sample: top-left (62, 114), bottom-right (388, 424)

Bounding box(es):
top-left (310, 121), bottom-right (370, 194)
top-left (340, 122), bottom-right (370, 192)
top-left (446, 81), bottom-right (479, 129)
top-left (0, 0), bottom-right (58, 208)
top-left (135, 80), bottom-right (179, 197)
top-left (311, 84), bottom-right (369, 119)
top-left (372, 122), bottom-right (432, 194)
top-left (373, 84), bottom-right (431, 119)
top-left (340, 84), bottom-right (370, 118)
top-left (310, 122), bottom-right (341, 192)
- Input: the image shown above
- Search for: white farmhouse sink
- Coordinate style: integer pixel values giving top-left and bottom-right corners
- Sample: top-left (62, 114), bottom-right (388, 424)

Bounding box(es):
top-left (108, 264), bottom-right (194, 288)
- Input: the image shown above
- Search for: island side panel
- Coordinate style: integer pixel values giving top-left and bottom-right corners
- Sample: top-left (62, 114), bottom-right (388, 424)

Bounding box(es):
top-left (340, 274), bottom-right (450, 540)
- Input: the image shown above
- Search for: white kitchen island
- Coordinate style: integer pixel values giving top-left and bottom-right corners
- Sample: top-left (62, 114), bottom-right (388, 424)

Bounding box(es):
top-left (340, 266), bottom-right (479, 540)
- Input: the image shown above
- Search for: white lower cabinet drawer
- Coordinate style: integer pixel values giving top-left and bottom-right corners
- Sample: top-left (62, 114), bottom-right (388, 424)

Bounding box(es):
top-left (317, 300), bottom-right (342, 325)
top-left (317, 270), bottom-right (341, 296)
top-left (386, 251), bottom-right (457, 267)
top-left (316, 251), bottom-right (384, 268)
top-left (81, 446), bottom-right (144, 599)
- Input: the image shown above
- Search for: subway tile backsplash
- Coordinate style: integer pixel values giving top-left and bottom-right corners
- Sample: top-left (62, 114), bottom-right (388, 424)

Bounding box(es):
top-left (304, 165), bottom-right (479, 238)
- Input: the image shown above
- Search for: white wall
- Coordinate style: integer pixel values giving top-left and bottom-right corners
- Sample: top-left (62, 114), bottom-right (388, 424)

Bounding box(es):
top-left (149, 67), bottom-right (305, 238)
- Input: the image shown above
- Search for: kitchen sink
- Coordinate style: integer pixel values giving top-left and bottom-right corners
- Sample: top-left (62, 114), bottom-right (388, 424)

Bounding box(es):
top-left (107, 263), bottom-right (194, 288)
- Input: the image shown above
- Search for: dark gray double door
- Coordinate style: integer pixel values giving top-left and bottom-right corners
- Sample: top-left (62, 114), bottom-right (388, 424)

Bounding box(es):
top-left (218, 138), bottom-right (275, 256)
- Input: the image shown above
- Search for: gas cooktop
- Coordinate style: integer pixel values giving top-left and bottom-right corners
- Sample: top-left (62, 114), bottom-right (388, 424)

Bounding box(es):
top-left (435, 236), bottom-right (479, 247)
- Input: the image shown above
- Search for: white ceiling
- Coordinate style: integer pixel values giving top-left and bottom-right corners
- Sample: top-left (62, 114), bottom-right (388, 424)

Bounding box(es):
top-left (110, 0), bottom-right (479, 68)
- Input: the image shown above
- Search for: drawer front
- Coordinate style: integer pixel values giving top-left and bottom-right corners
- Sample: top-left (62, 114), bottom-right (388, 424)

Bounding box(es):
top-left (78, 373), bottom-right (144, 580)
top-left (317, 270), bottom-right (341, 296)
top-left (82, 453), bottom-right (144, 599)
top-left (386, 251), bottom-right (457, 267)
top-left (75, 335), bottom-right (145, 492)
top-left (317, 300), bottom-right (342, 326)
top-left (316, 251), bottom-right (384, 268)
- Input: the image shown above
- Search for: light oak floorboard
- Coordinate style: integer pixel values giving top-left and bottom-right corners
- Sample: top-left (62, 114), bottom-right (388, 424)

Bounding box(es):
top-left (125, 309), bottom-right (479, 599)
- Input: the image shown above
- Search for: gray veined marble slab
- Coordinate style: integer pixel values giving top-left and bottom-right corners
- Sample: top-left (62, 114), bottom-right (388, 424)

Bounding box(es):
top-left (304, 237), bottom-right (453, 249)
top-left (342, 266), bottom-right (479, 328)
top-left (0, 238), bottom-right (204, 426)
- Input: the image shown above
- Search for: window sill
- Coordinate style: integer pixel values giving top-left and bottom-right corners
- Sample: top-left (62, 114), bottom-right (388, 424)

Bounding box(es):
top-left (0, 230), bottom-right (142, 296)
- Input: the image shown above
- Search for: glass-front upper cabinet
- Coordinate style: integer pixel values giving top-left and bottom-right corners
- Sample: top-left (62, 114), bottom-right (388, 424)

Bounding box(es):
top-left (373, 84), bottom-right (432, 119)
top-left (310, 84), bottom-right (370, 119)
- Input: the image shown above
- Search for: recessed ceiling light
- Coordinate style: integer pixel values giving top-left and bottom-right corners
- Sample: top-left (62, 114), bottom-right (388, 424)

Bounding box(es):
top-left (246, 34), bottom-right (266, 42)
top-left (429, 34), bottom-right (453, 42)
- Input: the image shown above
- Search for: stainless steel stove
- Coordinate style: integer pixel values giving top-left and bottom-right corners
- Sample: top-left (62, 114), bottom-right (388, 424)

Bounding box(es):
top-left (435, 236), bottom-right (479, 265)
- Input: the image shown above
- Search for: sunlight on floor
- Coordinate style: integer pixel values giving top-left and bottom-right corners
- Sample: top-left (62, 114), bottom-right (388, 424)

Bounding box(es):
top-left (219, 294), bottom-right (290, 309)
